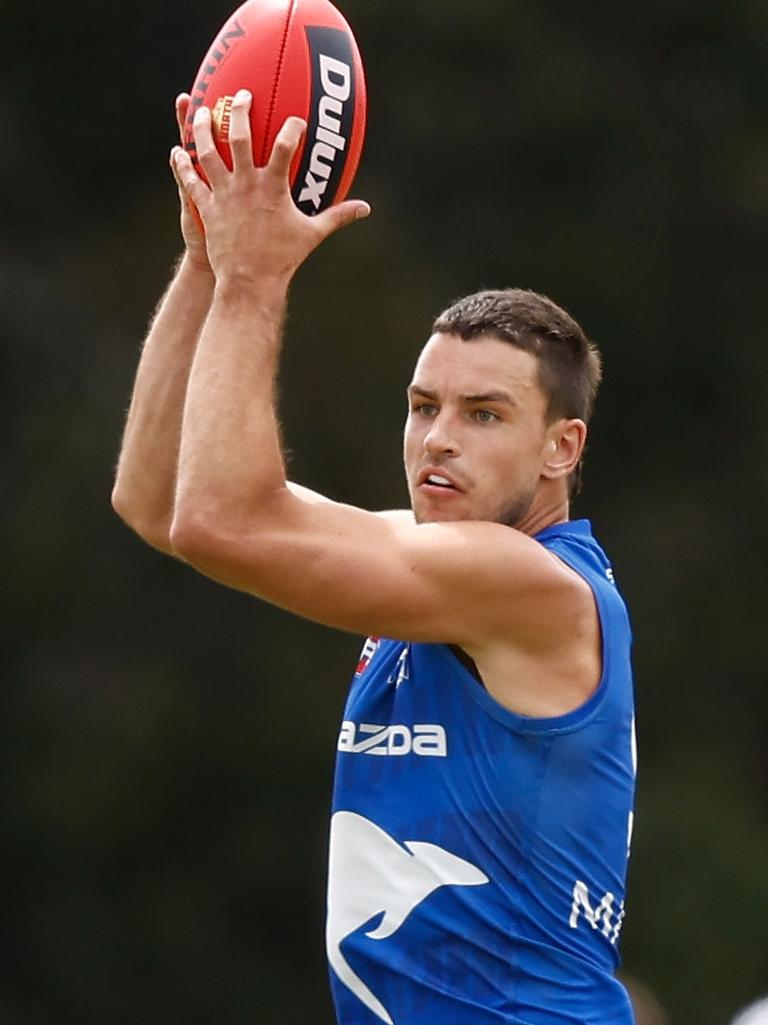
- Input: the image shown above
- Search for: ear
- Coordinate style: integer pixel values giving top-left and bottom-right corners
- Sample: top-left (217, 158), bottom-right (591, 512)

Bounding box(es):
top-left (541, 419), bottom-right (587, 481)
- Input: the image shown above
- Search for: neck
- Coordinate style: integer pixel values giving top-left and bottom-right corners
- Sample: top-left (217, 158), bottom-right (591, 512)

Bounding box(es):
top-left (515, 494), bottom-right (570, 537)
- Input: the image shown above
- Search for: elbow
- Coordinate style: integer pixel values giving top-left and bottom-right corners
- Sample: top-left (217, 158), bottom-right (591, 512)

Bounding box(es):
top-left (110, 482), bottom-right (135, 529)
top-left (168, 508), bottom-right (219, 563)
top-left (169, 510), bottom-right (245, 577)
top-left (110, 482), bottom-right (131, 524)
top-left (170, 505), bottom-right (276, 579)
top-left (111, 484), bottom-right (174, 555)
top-left (171, 488), bottom-right (292, 574)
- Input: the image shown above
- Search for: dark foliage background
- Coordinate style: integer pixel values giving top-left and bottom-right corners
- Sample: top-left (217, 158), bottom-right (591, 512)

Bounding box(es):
top-left (3, 1), bottom-right (768, 1022)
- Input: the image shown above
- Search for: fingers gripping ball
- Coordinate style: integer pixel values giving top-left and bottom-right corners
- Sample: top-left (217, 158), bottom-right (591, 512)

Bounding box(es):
top-left (183, 0), bottom-right (366, 215)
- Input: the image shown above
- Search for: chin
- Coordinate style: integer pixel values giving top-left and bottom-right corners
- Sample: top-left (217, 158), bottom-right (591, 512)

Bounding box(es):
top-left (414, 496), bottom-right (531, 529)
top-left (412, 501), bottom-right (477, 525)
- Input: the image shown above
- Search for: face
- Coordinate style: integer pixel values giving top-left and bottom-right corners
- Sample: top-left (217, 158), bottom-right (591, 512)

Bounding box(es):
top-left (404, 332), bottom-right (555, 527)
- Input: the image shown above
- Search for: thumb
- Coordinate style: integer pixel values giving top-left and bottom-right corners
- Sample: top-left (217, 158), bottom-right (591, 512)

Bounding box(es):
top-left (314, 199), bottom-right (371, 239)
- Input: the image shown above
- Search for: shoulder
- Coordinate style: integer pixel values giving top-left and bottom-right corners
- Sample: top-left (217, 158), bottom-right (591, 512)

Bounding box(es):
top-left (387, 516), bottom-right (593, 650)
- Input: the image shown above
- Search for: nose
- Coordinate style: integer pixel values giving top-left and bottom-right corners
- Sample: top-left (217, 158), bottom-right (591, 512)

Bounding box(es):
top-left (424, 411), bottom-right (460, 458)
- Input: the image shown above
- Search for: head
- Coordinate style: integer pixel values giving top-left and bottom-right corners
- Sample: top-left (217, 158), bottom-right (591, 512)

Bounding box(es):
top-left (404, 288), bottom-right (602, 529)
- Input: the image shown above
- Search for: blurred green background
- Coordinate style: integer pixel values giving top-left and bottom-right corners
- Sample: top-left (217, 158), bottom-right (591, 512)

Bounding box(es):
top-left (3, 1), bottom-right (768, 1022)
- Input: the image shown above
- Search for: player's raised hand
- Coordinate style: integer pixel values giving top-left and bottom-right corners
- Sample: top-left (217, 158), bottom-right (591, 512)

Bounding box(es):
top-left (172, 89), bottom-right (370, 287)
top-left (169, 93), bottom-right (211, 272)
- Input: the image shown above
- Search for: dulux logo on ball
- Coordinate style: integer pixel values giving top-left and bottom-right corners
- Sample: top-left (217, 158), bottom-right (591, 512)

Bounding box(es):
top-left (295, 27), bottom-right (356, 213)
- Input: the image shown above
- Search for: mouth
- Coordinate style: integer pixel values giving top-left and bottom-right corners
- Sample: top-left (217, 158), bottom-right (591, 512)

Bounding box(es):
top-left (417, 468), bottom-right (464, 495)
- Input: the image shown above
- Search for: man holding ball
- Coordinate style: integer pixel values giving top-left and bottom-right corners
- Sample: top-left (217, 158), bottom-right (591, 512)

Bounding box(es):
top-left (113, 91), bottom-right (637, 1025)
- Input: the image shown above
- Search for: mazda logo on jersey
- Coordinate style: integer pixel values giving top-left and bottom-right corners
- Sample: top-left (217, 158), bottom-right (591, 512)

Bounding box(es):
top-left (294, 26), bottom-right (356, 214)
top-left (337, 721), bottom-right (448, 758)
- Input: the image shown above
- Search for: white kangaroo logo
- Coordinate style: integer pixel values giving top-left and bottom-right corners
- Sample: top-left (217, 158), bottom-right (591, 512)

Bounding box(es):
top-left (326, 811), bottom-right (489, 1024)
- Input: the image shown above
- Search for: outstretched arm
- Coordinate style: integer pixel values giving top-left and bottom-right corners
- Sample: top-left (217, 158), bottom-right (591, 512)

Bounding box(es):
top-left (167, 94), bottom-right (587, 656)
top-left (131, 90), bottom-right (597, 719)
top-left (112, 95), bottom-right (214, 552)
top-left (169, 92), bottom-right (369, 541)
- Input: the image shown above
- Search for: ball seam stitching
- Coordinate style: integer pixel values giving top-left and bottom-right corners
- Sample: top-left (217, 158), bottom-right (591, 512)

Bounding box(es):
top-left (260, 0), bottom-right (296, 167)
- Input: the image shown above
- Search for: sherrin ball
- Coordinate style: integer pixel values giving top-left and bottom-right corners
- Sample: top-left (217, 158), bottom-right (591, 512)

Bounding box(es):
top-left (183, 0), bottom-right (367, 214)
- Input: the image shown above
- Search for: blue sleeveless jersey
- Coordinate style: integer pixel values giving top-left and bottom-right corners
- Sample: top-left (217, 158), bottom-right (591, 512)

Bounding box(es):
top-left (327, 520), bottom-right (637, 1025)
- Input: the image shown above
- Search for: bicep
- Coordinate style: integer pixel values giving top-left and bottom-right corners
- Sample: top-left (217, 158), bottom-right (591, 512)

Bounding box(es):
top-left (172, 488), bottom-right (578, 646)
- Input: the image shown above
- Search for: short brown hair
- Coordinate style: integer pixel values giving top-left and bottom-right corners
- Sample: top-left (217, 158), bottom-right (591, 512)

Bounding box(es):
top-left (432, 288), bottom-right (602, 494)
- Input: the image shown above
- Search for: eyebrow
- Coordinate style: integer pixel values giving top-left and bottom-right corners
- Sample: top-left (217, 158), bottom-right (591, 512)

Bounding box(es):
top-left (407, 384), bottom-right (517, 406)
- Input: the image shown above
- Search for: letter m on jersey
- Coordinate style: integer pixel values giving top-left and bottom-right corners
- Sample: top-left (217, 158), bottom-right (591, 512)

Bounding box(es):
top-left (569, 880), bottom-right (625, 946)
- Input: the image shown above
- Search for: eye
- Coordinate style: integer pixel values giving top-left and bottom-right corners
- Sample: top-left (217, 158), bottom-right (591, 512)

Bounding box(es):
top-left (413, 403), bottom-right (438, 417)
top-left (473, 409), bottom-right (499, 423)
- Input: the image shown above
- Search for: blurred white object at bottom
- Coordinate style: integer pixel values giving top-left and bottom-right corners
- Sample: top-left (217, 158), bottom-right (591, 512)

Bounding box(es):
top-left (732, 997), bottom-right (768, 1025)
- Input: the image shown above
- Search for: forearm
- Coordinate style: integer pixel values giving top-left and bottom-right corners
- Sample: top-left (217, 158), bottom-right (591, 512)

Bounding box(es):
top-left (167, 99), bottom-right (368, 565)
top-left (172, 275), bottom-right (289, 539)
top-left (112, 252), bottom-right (214, 548)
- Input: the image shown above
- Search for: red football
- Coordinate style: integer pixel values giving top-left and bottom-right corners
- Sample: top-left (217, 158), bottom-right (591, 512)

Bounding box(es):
top-left (183, 0), bottom-right (366, 215)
